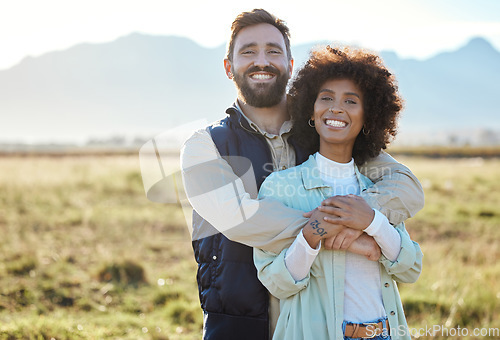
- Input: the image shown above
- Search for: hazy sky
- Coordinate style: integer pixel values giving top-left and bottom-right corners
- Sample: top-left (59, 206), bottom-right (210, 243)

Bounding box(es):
top-left (1, 0), bottom-right (500, 70)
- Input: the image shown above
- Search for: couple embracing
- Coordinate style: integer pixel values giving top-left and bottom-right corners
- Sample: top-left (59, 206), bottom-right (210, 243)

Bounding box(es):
top-left (180, 8), bottom-right (423, 340)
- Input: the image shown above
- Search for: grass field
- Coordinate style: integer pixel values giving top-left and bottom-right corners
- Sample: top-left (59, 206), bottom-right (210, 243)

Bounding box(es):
top-left (0, 154), bottom-right (499, 339)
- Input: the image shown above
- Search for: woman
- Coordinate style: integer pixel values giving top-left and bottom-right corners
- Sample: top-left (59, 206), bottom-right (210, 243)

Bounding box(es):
top-left (254, 46), bottom-right (423, 340)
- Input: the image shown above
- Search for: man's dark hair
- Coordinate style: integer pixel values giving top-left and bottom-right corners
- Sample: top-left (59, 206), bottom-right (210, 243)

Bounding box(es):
top-left (226, 9), bottom-right (292, 61)
top-left (289, 46), bottom-right (403, 165)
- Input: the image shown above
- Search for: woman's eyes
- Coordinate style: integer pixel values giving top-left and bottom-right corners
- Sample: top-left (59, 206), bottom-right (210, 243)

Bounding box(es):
top-left (319, 97), bottom-right (357, 104)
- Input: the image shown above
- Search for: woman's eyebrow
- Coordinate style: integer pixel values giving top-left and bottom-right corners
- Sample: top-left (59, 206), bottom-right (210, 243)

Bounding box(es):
top-left (318, 89), bottom-right (334, 94)
top-left (318, 89), bottom-right (360, 99)
top-left (345, 92), bottom-right (360, 99)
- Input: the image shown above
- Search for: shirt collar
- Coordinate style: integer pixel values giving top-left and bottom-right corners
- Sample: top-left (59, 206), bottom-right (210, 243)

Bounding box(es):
top-left (234, 100), bottom-right (293, 138)
top-left (300, 153), bottom-right (372, 191)
top-left (316, 152), bottom-right (355, 178)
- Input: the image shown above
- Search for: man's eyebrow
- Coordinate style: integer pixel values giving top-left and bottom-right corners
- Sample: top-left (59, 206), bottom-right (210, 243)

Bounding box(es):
top-left (266, 43), bottom-right (284, 51)
top-left (238, 42), bottom-right (284, 52)
top-left (238, 43), bottom-right (257, 52)
top-left (318, 89), bottom-right (361, 99)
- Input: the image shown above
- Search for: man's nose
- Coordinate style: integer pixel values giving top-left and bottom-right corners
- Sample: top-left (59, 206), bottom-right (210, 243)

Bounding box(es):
top-left (254, 51), bottom-right (270, 67)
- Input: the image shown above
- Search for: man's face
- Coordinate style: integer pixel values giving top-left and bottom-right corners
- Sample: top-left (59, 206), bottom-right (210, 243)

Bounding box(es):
top-left (225, 23), bottom-right (293, 108)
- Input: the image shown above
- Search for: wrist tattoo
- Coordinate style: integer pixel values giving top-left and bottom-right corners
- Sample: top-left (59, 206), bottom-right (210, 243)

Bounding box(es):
top-left (309, 219), bottom-right (327, 237)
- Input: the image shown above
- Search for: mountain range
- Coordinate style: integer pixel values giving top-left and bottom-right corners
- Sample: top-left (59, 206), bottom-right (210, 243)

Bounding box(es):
top-left (0, 33), bottom-right (499, 145)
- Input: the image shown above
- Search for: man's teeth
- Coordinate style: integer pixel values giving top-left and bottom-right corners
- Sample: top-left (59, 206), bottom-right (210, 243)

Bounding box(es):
top-left (325, 120), bottom-right (347, 128)
top-left (251, 74), bottom-right (273, 80)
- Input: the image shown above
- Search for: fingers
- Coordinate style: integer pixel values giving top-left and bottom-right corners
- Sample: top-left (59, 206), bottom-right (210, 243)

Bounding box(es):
top-left (323, 214), bottom-right (347, 225)
top-left (323, 228), bottom-right (361, 250)
top-left (323, 236), bottom-right (336, 250)
top-left (317, 205), bottom-right (343, 217)
top-left (321, 195), bottom-right (358, 208)
top-left (332, 234), bottom-right (348, 250)
top-left (318, 195), bottom-right (373, 230)
top-left (338, 231), bottom-right (359, 250)
top-left (302, 209), bottom-right (315, 218)
top-left (317, 205), bottom-right (349, 226)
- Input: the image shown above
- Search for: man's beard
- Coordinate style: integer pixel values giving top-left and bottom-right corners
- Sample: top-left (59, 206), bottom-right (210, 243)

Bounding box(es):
top-left (233, 66), bottom-right (289, 108)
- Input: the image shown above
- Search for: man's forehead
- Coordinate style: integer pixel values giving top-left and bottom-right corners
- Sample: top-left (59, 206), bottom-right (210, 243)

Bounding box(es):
top-left (234, 23), bottom-right (286, 49)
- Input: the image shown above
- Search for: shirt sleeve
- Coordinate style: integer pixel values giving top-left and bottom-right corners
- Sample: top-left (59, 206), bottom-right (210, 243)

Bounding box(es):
top-left (358, 151), bottom-right (425, 225)
top-left (284, 230), bottom-right (321, 281)
top-left (254, 247), bottom-right (312, 299)
top-left (180, 128), bottom-right (308, 253)
top-left (364, 209), bottom-right (401, 261)
top-left (378, 223), bottom-right (423, 284)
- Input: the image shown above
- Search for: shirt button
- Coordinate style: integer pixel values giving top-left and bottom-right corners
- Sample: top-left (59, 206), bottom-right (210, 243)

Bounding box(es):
top-left (384, 283), bottom-right (390, 287)
top-left (390, 311), bottom-right (396, 316)
top-left (212, 255), bottom-right (217, 260)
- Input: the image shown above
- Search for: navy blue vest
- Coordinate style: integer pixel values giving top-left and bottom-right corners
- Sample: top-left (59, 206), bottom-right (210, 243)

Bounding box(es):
top-left (192, 106), bottom-right (308, 340)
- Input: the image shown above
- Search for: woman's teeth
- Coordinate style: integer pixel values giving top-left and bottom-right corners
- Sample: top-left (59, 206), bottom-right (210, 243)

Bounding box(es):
top-left (325, 119), bottom-right (347, 128)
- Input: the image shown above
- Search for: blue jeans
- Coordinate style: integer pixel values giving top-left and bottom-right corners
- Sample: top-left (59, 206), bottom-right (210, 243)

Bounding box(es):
top-left (343, 317), bottom-right (391, 340)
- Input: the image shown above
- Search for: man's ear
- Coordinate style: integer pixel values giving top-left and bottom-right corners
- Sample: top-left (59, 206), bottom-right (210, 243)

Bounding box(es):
top-left (288, 58), bottom-right (294, 78)
top-left (224, 59), bottom-right (233, 79)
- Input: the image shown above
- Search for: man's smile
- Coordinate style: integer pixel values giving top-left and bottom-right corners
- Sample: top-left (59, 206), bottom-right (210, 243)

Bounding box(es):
top-left (249, 71), bottom-right (276, 81)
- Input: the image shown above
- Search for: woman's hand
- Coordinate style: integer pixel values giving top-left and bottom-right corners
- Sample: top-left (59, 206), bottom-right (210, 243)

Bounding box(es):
top-left (302, 208), bottom-right (347, 249)
top-left (301, 194), bottom-right (375, 249)
top-left (317, 195), bottom-right (375, 231)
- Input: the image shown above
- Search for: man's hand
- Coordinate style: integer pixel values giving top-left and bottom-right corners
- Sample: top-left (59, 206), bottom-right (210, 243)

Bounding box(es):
top-left (317, 195), bottom-right (375, 230)
top-left (323, 228), bottom-right (363, 250)
top-left (347, 233), bottom-right (381, 261)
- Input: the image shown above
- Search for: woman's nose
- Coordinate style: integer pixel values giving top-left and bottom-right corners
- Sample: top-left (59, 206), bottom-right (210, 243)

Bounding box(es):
top-left (328, 106), bottom-right (343, 114)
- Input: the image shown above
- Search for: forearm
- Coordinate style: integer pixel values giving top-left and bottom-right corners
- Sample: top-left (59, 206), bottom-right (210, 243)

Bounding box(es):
top-left (284, 230), bottom-right (320, 281)
top-left (379, 223), bottom-right (423, 283)
top-left (364, 209), bottom-right (401, 261)
top-left (254, 248), bottom-right (310, 299)
top-left (181, 129), bottom-right (306, 253)
top-left (359, 151), bottom-right (424, 225)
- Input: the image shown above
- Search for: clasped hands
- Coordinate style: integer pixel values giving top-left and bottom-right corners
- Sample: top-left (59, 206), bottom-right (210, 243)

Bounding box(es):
top-left (302, 195), bottom-right (381, 261)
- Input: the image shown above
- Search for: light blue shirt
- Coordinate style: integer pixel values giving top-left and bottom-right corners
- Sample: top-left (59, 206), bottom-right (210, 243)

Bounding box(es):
top-left (254, 154), bottom-right (423, 340)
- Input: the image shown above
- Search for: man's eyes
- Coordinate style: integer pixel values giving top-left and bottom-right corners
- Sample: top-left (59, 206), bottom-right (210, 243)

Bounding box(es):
top-left (241, 50), bottom-right (282, 55)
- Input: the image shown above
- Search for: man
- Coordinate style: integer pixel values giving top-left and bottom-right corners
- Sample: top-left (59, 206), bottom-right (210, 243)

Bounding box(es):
top-left (180, 9), bottom-right (424, 340)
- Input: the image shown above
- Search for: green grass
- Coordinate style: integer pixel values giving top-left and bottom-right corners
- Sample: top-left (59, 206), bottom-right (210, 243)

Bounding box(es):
top-left (397, 157), bottom-right (500, 339)
top-left (0, 155), bottom-right (201, 339)
top-left (0, 154), bottom-right (499, 339)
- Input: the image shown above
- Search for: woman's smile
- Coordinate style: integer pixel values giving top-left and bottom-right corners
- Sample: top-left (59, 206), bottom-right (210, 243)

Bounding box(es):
top-left (324, 118), bottom-right (348, 128)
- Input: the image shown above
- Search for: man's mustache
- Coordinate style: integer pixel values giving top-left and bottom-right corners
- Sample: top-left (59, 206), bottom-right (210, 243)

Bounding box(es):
top-left (244, 66), bottom-right (280, 76)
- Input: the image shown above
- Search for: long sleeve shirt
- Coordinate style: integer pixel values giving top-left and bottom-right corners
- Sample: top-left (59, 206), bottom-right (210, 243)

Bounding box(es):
top-left (283, 153), bottom-right (402, 323)
top-left (254, 155), bottom-right (423, 340)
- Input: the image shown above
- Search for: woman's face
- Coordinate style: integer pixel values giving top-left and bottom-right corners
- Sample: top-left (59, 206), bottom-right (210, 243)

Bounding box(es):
top-left (312, 78), bottom-right (364, 153)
